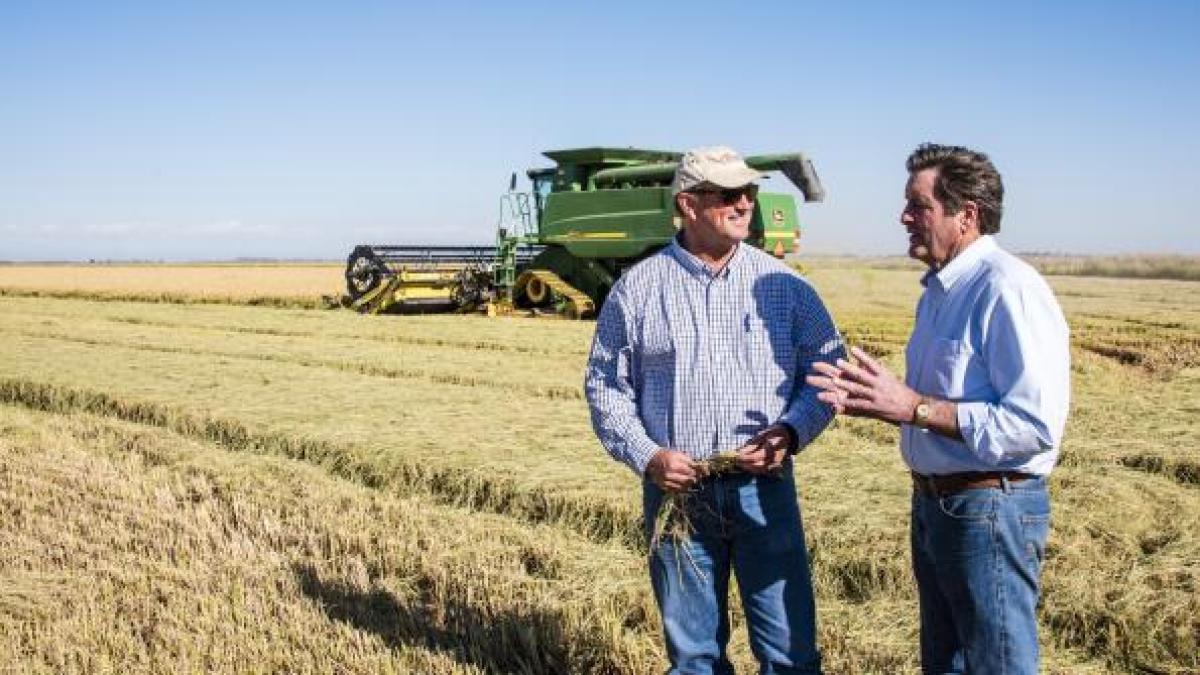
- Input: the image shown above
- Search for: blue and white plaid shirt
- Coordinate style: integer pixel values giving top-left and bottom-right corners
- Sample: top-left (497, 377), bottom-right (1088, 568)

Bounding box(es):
top-left (584, 238), bottom-right (845, 476)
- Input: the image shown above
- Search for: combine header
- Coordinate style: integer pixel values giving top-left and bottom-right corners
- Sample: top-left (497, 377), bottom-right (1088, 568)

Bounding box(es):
top-left (344, 147), bottom-right (823, 317)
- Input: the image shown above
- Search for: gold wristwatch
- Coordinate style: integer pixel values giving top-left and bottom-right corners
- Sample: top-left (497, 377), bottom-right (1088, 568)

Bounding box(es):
top-left (912, 397), bottom-right (932, 428)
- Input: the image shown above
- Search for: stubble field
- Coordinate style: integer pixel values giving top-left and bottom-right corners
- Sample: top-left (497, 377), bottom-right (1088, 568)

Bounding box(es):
top-left (0, 261), bottom-right (1197, 674)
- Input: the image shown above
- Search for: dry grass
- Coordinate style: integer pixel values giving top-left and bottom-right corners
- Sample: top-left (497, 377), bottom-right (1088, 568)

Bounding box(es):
top-left (799, 254), bottom-right (1200, 282)
top-left (0, 263), bottom-right (344, 307)
top-left (0, 405), bottom-right (664, 674)
top-left (1, 261), bottom-right (1197, 673)
top-left (1023, 254), bottom-right (1200, 281)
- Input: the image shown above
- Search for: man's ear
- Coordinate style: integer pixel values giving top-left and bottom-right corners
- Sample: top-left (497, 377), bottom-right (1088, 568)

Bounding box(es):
top-left (960, 201), bottom-right (980, 234)
top-left (676, 193), bottom-right (697, 221)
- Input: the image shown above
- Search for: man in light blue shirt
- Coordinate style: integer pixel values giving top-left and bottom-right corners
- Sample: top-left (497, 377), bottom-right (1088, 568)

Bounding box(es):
top-left (585, 146), bottom-right (844, 674)
top-left (808, 143), bottom-right (1070, 674)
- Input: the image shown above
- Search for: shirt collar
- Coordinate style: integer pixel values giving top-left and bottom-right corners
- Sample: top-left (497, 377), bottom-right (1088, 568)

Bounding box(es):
top-left (921, 235), bottom-right (996, 291)
top-left (668, 233), bottom-right (743, 280)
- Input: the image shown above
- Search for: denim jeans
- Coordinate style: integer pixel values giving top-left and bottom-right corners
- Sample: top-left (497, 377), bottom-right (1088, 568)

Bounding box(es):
top-left (643, 465), bottom-right (821, 675)
top-left (910, 476), bottom-right (1051, 675)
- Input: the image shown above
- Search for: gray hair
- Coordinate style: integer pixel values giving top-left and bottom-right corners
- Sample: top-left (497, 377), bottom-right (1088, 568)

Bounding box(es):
top-left (906, 143), bottom-right (1004, 234)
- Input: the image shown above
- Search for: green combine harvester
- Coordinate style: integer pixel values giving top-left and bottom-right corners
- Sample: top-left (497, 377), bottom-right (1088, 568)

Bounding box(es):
top-left (344, 147), bottom-right (824, 317)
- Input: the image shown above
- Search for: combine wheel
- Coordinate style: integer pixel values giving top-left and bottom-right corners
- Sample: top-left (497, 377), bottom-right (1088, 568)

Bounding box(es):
top-left (525, 275), bottom-right (551, 305)
top-left (515, 269), bottom-right (594, 318)
top-left (345, 249), bottom-right (386, 301)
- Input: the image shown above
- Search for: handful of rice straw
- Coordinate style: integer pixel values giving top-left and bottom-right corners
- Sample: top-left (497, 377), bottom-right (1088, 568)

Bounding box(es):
top-left (650, 450), bottom-right (741, 553)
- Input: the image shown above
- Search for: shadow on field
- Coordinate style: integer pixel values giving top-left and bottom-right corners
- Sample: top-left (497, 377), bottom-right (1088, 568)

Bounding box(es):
top-left (294, 564), bottom-right (577, 673)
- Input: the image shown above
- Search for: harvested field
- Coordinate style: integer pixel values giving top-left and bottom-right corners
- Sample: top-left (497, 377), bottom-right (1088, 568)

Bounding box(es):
top-left (806, 254), bottom-right (1200, 283)
top-left (0, 263), bottom-right (343, 308)
top-left (1023, 254), bottom-right (1200, 282)
top-left (1, 261), bottom-right (1197, 674)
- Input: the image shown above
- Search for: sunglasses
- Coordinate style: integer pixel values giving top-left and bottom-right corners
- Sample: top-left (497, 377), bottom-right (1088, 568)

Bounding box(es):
top-left (691, 184), bottom-right (760, 205)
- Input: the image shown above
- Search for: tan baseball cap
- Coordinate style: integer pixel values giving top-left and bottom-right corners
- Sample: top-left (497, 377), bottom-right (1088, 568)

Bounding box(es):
top-left (670, 145), bottom-right (765, 195)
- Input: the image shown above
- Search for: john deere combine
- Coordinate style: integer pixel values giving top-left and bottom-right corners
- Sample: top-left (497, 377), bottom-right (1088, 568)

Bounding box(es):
top-left (344, 147), bottom-right (823, 317)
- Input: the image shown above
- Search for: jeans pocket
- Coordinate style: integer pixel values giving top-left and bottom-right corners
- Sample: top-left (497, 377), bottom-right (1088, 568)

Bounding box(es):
top-left (737, 475), bottom-right (803, 555)
top-left (1020, 513), bottom-right (1050, 566)
top-left (936, 490), bottom-right (997, 522)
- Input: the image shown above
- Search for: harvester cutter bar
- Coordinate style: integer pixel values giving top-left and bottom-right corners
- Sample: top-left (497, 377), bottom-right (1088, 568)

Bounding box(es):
top-left (353, 244), bottom-right (542, 267)
top-left (358, 245), bottom-right (495, 265)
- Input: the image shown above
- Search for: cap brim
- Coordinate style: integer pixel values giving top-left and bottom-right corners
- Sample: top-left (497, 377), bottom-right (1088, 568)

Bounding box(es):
top-left (703, 164), bottom-right (766, 188)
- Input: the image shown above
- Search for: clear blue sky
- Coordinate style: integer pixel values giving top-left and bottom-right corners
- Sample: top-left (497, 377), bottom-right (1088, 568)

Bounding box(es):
top-left (2, 1), bottom-right (1197, 261)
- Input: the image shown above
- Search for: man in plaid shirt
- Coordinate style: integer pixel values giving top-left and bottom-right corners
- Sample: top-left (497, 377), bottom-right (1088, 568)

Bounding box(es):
top-left (585, 146), bottom-right (844, 674)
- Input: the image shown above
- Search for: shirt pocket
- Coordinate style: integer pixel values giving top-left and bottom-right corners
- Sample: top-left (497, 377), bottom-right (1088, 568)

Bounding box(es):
top-left (637, 325), bottom-right (676, 433)
top-left (639, 323), bottom-right (676, 373)
top-left (922, 337), bottom-right (977, 397)
top-left (745, 315), bottom-right (797, 378)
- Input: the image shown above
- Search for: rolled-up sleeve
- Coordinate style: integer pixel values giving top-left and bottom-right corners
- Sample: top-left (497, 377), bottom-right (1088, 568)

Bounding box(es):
top-left (956, 282), bottom-right (1071, 464)
top-left (584, 284), bottom-right (662, 475)
top-left (778, 281), bottom-right (846, 451)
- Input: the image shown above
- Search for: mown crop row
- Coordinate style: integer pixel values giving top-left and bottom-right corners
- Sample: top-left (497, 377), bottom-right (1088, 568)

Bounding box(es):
top-left (0, 405), bottom-right (661, 673)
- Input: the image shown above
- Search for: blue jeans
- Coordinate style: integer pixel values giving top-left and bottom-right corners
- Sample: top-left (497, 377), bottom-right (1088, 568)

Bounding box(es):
top-left (911, 476), bottom-right (1051, 675)
top-left (643, 466), bottom-right (821, 675)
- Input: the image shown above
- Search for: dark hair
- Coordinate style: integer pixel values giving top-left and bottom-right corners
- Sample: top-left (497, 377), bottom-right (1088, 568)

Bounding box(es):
top-left (906, 143), bottom-right (1004, 234)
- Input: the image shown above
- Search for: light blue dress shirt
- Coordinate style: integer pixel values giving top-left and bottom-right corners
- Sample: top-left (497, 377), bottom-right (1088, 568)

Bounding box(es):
top-left (903, 235), bottom-right (1071, 476)
top-left (585, 238), bottom-right (845, 476)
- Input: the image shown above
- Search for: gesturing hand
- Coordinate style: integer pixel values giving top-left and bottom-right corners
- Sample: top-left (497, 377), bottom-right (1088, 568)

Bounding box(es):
top-left (805, 346), bottom-right (921, 425)
top-left (645, 449), bottom-right (700, 492)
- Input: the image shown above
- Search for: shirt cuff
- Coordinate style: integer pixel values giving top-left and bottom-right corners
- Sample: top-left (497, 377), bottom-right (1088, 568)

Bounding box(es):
top-left (956, 401), bottom-right (1003, 465)
top-left (626, 436), bottom-right (664, 476)
top-left (777, 405), bottom-right (830, 454)
top-left (777, 421), bottom-right (799, 453)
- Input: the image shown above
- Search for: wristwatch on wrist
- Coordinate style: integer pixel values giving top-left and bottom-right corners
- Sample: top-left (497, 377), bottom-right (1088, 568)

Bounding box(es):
top-left (912, 397), bottom-right (932, 428)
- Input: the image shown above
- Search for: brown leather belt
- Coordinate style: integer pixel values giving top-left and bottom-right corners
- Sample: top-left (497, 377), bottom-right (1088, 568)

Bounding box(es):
top-left (911, 471), bottom-right (1037, 497)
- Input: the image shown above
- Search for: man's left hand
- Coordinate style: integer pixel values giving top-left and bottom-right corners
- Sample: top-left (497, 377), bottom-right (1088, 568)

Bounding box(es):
top-left (806, 346), bottom-right (921, 425)
top-left (735, 424), bottom-right (792, 475)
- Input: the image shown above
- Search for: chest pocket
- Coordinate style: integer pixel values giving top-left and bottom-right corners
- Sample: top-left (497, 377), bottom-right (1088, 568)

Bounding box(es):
top-left (745, 315), bottom-right (796, 375)
top-left (921, 338), bottom-right (979, 397)
top-left (640, 321), bottom-right (676, 372)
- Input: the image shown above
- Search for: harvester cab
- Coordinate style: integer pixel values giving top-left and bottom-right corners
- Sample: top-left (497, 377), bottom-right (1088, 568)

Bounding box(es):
top-left (344, 147), bottom-right (823, 317)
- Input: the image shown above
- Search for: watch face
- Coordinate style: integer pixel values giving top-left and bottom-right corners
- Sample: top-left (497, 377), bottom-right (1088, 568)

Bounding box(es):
top-left (915, 403), bottom-right (931, 426)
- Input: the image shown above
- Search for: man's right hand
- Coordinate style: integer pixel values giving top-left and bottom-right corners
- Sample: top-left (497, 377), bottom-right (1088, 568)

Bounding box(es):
top-left (645, 449), bottom-right (699, 492)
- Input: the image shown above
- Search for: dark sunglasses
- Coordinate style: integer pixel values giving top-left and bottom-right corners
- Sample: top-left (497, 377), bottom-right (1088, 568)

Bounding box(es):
top-left (691, 184), bottom-right (760, 205)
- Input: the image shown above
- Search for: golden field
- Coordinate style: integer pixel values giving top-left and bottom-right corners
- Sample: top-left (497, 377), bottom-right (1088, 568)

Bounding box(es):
top-left (0, 263), bottom-right (341, 308)
top-left (0, 261), bottom-right (1198, 674)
